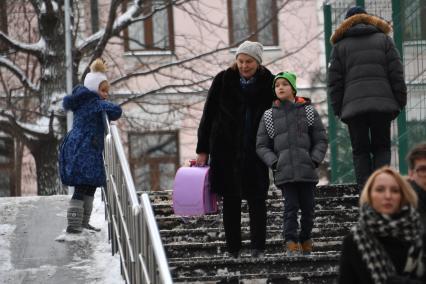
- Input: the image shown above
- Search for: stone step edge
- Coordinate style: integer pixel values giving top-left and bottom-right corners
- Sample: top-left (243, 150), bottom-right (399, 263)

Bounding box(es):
top-left (156, 208), bottom-right (359, 220)
top-left (151, 195), bottom-right (360, 207)
top-left (164, 236), bottom-right (343, 247)
top-left (160, 222), bottom-right (356, 235)
top-left (169, 250), bottom-right (341, 262)
top-left (173, 268), bottom-right (338, 283)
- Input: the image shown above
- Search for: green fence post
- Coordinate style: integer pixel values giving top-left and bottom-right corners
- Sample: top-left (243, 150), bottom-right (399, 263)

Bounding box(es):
top-left (323, 3), bottom-right (338, 183)
top-left (392, 0), bottom-right (408, 174)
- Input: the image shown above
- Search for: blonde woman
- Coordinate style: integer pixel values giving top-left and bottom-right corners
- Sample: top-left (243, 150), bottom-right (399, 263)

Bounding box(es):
top-left (338, 167), bottom-right (425, 284)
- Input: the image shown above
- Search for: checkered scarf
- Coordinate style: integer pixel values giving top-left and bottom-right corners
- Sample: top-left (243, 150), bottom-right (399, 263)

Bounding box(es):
top-left (352, 204), bottom-right (424, 284)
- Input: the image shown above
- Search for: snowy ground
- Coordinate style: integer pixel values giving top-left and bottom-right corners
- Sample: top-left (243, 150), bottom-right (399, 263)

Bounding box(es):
top-left (0, 191), bottom-right (124, 284)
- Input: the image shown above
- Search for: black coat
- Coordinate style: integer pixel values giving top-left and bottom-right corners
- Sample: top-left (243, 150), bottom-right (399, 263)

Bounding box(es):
top-left (327, 14), bottom-right (407, 123)
top-left (196, 67), bottom-right (274, 198)
top-left (410, 181), bottom-right (426, 230)
top-left (338, 233), bottom-right (426, 284)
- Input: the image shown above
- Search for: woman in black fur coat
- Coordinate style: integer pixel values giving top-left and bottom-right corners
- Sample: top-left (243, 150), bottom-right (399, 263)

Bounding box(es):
top-left (338, 167), bottom-right (426, 284)
top-left (196, 40), bottom-right (274, 258)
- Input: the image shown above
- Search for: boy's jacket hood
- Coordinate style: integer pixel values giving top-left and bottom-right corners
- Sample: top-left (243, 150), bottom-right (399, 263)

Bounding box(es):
top-left (272, 96), bottom-right (311, 108)
top-left (331, 13), bottom-right (392, 44)
top-left (63, 85), bottom-right (99, 111)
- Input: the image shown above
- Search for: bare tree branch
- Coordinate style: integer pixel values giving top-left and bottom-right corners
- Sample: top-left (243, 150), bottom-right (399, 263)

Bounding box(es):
top-left (0, 56), bottom-right (39, 93)
top-left (28, 0), bottom-right (41, 15)
top-left (77, 0), bottom-right (193, 56)
top-left (82, 0), bottom-right (122, 80)
top-left (0, 32), bottom-right (45, 58)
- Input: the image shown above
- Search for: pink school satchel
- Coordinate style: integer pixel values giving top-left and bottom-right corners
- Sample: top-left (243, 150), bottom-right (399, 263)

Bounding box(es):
top-left (172, 162), bottom-right (218, 216)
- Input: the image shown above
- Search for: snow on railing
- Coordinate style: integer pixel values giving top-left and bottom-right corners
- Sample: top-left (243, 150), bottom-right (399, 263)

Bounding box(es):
top-left (102, 112), bottom-right (172, 284)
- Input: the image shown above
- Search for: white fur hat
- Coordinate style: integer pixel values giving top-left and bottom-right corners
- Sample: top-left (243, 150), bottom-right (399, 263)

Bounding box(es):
top-left (84, 72), bottom-right (107, 93)
top-left (83, 58), bottom-right (108, 93)
top-left (235, 40), bottom-right (264, 64)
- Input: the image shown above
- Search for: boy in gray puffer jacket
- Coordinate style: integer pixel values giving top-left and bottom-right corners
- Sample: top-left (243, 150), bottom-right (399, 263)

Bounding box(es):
top-left (256, 72), bottom-right (327, 256)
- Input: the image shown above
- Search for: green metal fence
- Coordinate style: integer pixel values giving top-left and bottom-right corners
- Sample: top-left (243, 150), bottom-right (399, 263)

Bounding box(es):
top-left (324, 0), bottom-right (426, 183)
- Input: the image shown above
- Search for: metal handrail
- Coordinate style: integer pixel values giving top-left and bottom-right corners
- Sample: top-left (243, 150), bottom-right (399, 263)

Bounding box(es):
top-left (102, 112), bottom-right (173, 284)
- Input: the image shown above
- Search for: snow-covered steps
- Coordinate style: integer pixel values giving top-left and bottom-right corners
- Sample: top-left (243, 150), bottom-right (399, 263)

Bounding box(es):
top-left (174, 270), bottom-right (337, 284)
top-left (169, 253), bottom-right (340, 283)
top-left (148, 184), bottom-right (359, 283)
top-left (164, 237), bottom-right (343, 259)
top-left (159, 222), bottom-right (354, 244)
top-left (155, 209), bottom-right (359, 231)
top-left (152, 195), bottom-right (359, 217)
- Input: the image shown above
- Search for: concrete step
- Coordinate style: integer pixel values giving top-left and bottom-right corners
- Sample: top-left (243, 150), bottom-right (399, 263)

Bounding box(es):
top-left (148, 184), bottom-right (359, 284)
top-left (160, 222), bottom-right (354, 244)
top-left (145, 184), bottom-right (360, 203)
top-left (156, 209), bottom-right (359, 231)
top-left (152, 195), bottom-right (359, 217)
top-left (169, 252), bottom-right (340, 283)
top-left (165, 236), bottom-right (343, 259)
top-left (174, 269), bottom-right (338, 284)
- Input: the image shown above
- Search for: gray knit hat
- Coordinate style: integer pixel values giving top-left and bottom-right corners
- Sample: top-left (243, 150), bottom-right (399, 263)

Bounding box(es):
top-left (235, 41), bottom-right (264, 64)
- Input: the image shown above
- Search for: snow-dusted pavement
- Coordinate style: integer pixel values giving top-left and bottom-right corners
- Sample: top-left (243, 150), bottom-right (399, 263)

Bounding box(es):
top-left (0, 191), bottom-right (124, 284)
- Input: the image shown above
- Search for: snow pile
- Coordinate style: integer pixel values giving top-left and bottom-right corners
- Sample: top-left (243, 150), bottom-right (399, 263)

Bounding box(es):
top-left (0, 191), bottom-right (124, 284)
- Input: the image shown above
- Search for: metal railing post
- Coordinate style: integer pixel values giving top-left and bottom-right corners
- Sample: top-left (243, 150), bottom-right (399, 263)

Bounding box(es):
top-left (102, 112), bottom-right (172, 283)
top-left (392, 0), bottom-right (408, 174)
top-left (323, 2), bottom-right (338, 183)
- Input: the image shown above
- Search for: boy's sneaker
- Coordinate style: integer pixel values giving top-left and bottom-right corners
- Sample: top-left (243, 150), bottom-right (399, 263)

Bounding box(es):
top-left (301, 239), bottom-right (313, 255)
top-left (286, 241), bottom-right (300, 256)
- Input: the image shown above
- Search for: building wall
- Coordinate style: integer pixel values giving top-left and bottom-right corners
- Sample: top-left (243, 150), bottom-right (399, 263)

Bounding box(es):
top-left (19, 0), bottom-right (328, 193)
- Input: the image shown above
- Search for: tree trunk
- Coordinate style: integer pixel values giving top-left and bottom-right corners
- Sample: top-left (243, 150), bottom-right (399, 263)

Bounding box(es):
top-left (33, 5), bottom-right (68, 194)
top-left (32, 136), bottom-right (64, 195)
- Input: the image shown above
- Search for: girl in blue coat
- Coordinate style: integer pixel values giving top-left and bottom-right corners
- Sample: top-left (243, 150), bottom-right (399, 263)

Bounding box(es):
top-left (59, 58), bottom-right (122, 233)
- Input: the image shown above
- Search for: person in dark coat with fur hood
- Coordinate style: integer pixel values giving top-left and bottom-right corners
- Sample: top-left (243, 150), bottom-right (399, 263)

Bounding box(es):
top-left (327, 6), bottom-right (407, 187)
top-left (59, 58), bottom-right (122, 234)
top-left (196, 41), bottom-right (274, 258)
top-left (256, 72), bottom-right (328, 256)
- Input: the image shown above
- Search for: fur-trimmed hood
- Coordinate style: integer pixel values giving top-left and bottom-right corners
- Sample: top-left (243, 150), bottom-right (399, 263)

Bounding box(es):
top-left (331, 14), bottom-right (392, 44)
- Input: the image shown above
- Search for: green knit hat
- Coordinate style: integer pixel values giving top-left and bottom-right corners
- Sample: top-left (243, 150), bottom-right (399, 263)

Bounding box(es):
top-left (273, 71), bottom-right (297, 94)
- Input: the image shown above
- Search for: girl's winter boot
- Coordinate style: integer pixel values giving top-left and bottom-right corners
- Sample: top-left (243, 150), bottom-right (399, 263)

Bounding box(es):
top-left (66, 199), bottom-right (84, 233)
top-left (82, 195), bottom-right (101, 232)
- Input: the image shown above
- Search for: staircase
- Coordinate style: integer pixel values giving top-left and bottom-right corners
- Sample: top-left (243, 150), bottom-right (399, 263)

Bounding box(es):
top-left (149, 184), bottom-right (360, 283)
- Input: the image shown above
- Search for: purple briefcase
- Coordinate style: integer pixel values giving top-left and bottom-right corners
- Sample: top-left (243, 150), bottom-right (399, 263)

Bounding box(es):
top-left (172, 164), bottom-right (218, 216)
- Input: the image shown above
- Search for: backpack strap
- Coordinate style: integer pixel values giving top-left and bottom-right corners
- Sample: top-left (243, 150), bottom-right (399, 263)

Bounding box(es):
top-left (263, 108), bottom-right (275, 139)
top-left (304, 105), bottom-right (315, 127)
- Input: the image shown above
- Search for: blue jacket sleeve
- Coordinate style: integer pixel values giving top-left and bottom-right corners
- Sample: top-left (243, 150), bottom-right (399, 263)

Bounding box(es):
top-left (99, 100), bottom-right (122, 121)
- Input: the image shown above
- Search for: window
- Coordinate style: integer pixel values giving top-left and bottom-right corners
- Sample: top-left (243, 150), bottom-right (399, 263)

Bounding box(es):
top-left (124, 0), bottom-right (175, 51)
top-left (0, 137), bottom-right (14, 197)
top-left (401, 0), bottom-right (426, 41)
top-left (0, 0), bottom-right (8, 52)
top-left (227, 0), bottom-right (278, 46)
top-left (129, 131), bottom-right (179, 191)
